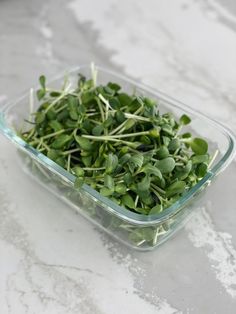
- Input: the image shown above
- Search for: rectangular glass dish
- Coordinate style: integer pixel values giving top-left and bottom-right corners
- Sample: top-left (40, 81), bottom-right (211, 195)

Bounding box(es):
top-left (0, 65), bottom-right (235, 251)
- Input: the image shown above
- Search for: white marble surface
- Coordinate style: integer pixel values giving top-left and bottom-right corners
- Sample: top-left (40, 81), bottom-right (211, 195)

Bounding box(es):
top-left (0, 0), bottom-right (236, 313)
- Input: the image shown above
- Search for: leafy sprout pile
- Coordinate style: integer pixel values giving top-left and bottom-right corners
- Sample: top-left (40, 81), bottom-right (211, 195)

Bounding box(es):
top-left (20, 66), bottom-right (211, 215)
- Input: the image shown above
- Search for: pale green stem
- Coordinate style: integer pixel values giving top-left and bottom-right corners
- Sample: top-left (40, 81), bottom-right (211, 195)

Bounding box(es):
top-left (91, 62), bottom-right (97, 87)
top-left (29, 88), bottom-right (34, 122)
top-left (26, 128), bottom-right (35, 141)
top-left (30, 129), bottom-right (65, 145)
top-left (82, 130), bottom-right (149, 140)
top-left (98, 94), bottom-right (111, 121)
top-left (150, 183), bottom-right (166, 195)
top-left (67, 154), bottom-right (71, 172)
top-left (124, 113), bottom-right (150, 122)
top-left (55, 103), bottom-right (68, 113)
top-left (109, 106), bottom-right (143, 136)
top-left (83, 166), bottom-right (106, 171)
top-left (41, 141), bottom-right (51, 151)
top-left (96, 97), bottom-right (105, 122)
top-left (62, 148), bottom-right (81, 156)
top-left (41, 129), bottom-right (65, 140)
top-left (174, 155), bottom-right (187, 162)
top-left (208, 149), bottom-right (219, 169)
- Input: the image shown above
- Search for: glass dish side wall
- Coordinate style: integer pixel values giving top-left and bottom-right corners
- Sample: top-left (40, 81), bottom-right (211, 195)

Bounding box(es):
top-left (18, 149), bottom-right (209, 250)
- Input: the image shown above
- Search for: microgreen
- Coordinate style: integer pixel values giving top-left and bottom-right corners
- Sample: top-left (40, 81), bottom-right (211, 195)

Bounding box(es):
top-left (20, 67), bottom-right (212, 219)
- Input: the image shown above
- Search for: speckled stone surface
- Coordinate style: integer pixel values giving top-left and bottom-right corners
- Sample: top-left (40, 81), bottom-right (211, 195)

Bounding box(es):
top-left (0, 0), bottom-right (236, 313)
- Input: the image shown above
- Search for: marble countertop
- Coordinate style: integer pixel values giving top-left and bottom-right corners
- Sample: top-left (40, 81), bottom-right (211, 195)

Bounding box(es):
top-left (0, 0), bottom-right (236, 313)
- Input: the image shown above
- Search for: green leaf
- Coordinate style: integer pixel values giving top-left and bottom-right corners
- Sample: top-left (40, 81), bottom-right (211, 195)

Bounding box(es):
top-left (46, 108), bottom-right (56, 120)
top-left (81, 90), bottom-right (94, 104)
top-left (75, 136), bottom-right (93, 151)
top-left (149, 204), bottom-right (162, 215)
top-left (190, 138), bottom-right (208, 155)
top-left (129, 230), bottom-right (145, 243)
top-left (35, 111), bottom-right (45, 124)
top-left (144, 97), bottom-right (157, 108)
top-left (123, 173), bottom-right (133, 186)
top-left (39, 75), bottom-right (46, 89)
top-left (100, 187), bottom-right (114, 197)
top-left (47, 149), bottom-right (60, 161)
top-left (49, 120), bottom-right (63, 132)
top-left (142, 164), bottom-right (162, 180)
top-left (129, 97), bottom-right (142, 112)
top-left (168, 138), bottom-right (181, 152)
top-left (118, 93), bottom-right (133, 107)
top-left (68, 95), bottom-right (79, 120)
top-left (83, 79), bottom-right (93, 90)
top-left (128, 153), bottom-right (144, 173)
top-left (137, 175), bottom-right (151, 192)
top-left (37, 78), bottom-right (46, 100)
top-left (65, 119), bottom-right (77, 128)
top-left (140, 135), bottom-right (151, 145)
top-left (181, 132), bottom-right (192, 138)
top-left (78, 104), bottom-right (86, 115)
top-left (156, 157), bottom-right (175, 174)
top-left (149, 127), bottom-right (160, 138)
top-left (162, 136), bottom-right (170, 147)
top-left (81, 120), bottom-right (93, 133)
top-left (92, 124), bottom-right (104, 136)
top-left (51, 134), bottom-right (71, 149)
top-left (109, 98), bottom-right (121, 109)
top-left (180, 114), bottom-right (191, 125)
top-left (141, 194), bottom-right (154, 206)
top-left (134, 207), bottom-right (149, 215)
top-left (115, 110), bottom-right (126, 123)
top-left (104, 174), bottom-right (114, 190)
top-left (156, 146), bottom-right (169, 159)
top-left (115, 183), bottom-right (127, 195)
top-left (191, 154), bottom-right (209, 164)
top-left (81, 155), bottom-right (92, 167)
top-left (57, 108), bottom-right (69, 122)
top-left (166, 181), bottom-right (186, 197)
top-left (161, 124), bottom-right (174, 136)
top-left (50, 91), bottom-right (61, 97)
top-left (129, 227), bottom-right (156, 243)
top-left (105, 153), bottom-right (118, 174)
top-left (196, 163), bottom-right (208, 178)
top-left (78, 73), bottom-right (86, 87)
top-left (74, 177), bottom-right (84, 189)
top-left (124, 119), bottom-right (135, 131)
top-left (104, 85), bottom-right (115, 96)
top-left (122, 194), bottom-right (135, 209)
top-left (103, 115), bottom-right (114, 128)
top-left (119, 153), bottom-right (131, 165)
top-left (55, 156), bottom-right (66, 168)
top-left (73, 166), bottom-right (84, 177)
top-left (175, 161), bottom-right (192, 180)
top-left (107, 82), bottom-right (121, 92)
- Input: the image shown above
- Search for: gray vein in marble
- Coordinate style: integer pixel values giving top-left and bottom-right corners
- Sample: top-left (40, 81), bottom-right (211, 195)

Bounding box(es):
top-left (34, 262), bottom-right (105, 278)
top-left (0, 187), bottom-right (104, 314)
top-left (101, 235), bottom-right (182, 313)
top-left (198, 0), bottom-right (236, 31)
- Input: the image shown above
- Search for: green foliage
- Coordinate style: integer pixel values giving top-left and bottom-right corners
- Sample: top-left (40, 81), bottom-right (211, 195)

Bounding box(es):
top-left (21, 67), bottom-right (211, 223)
top-left (190, 138), bottom-right (208, 155)
top-left (180, 114), bottom-right (191, 125)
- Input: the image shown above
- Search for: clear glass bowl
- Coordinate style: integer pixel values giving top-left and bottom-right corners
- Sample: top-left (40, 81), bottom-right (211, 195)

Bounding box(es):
top-left (0, 65), bottom-right (235, 250)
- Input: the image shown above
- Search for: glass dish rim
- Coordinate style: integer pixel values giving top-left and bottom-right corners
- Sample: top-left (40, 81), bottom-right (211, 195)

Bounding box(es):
top-left (0, 64), bottom-right (235, 226)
